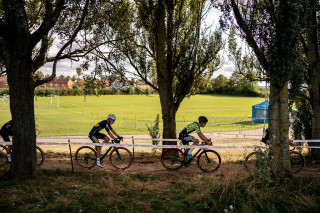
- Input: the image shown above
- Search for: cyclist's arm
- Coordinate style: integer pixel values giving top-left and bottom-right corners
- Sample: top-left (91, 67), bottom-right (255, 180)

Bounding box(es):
top-left (198, 132), bottom-right (211, 145)
top-left (110, 129), bottom-right (119, 138)
top-left (107, 131), bottom-right (117, 140)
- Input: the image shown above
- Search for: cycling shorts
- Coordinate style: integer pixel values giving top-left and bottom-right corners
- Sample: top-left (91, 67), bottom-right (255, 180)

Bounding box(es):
top-left (89, 132), bottom-right (106, 143)
top-left (179, 133), bottom-right (196, 145)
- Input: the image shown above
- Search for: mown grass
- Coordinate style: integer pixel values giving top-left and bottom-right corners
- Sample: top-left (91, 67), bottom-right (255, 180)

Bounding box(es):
top-left (0, 168), bottom-right (319, 213)
top-left (0, 94), bottom-right (266, 136)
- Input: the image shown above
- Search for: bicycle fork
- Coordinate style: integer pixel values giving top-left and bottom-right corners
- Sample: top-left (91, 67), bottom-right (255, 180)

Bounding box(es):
top-left (113, 147), bottom-right (123, 160)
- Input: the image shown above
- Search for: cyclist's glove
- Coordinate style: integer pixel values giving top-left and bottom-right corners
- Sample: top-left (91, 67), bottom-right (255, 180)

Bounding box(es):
top-left (117, 136), bottom-right (123, 141)
top-left (114, 138), bottom-right (120, 143)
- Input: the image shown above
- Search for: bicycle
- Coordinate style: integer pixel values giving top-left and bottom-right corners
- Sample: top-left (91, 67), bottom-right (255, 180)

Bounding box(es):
top-left (161, 141), bottom-right (221, 172)
top-left (75, 139), bottom-right (133, 170)
top-left (0, 145), bottom-right (45, 167)
top-left (245, 146), bottom-right (305, 174)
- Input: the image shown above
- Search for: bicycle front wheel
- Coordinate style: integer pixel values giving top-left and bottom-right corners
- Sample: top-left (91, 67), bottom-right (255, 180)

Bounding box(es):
top-left (0, 145), bottom-right (8, 166)
top-left (197, 150), bottom-right (221, 172)
top-left (244, 151), bottom-right (260, 174)
top-left (75, 146), bottom-right (97, 169)
top-left (109, 147), bottom-right (133, 170)
top-left (161, 149), bottom-right (185, 171)
top-left (36, 146), bottom-right (45, 167)
top-left (290, 151), bottom-right (305, 174)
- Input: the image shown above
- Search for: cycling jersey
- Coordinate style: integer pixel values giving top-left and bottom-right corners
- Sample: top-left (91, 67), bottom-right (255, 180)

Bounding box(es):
top-left (89, 120), bottom-right (113, 135)
top-left (180, 122), bottom-right (201, 134)
top-left (179, 122), bottom-right (201, 145)
top-left (89, 120), bottom-right (113, 143)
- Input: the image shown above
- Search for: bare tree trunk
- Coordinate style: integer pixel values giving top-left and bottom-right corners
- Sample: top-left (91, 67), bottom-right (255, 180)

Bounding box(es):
top-left (6, 57), bottom-right (37, 179)
top-left (155, 0), bottom-right (177, 142)
top-left (1, 0), bottom-right (37, 179)
top-left (268, 83), bottom-right (291, 176)
top-left (307, 0), bottom-right (320, 159)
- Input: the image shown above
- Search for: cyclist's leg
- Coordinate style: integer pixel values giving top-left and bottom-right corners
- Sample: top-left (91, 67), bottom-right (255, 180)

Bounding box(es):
top-left (181, 135), bottom-right (195, 155)
top-left (96, 133), bottom-right (108, 156)
top-left (89, 134), bottom-right (102, 158)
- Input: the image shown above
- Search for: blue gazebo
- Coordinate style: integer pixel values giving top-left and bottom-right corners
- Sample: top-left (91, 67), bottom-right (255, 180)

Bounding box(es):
top-left (252, 100), bottom-right (269, 123)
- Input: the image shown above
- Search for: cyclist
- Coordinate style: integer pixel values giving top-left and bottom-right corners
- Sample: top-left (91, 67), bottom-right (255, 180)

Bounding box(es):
top-left (0, 120), bottom-right (13, 162)
top-left (89, 114), bottom-right (123, 168)
top-left (178, 116), bottom-right (212, 159)
top-left (262, 128), bottom-right (297, 146)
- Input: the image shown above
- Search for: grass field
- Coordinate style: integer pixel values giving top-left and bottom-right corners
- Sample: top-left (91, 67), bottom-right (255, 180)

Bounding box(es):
top-left (0, 94), bottom-right (266, 136)
top-left (0, 155), bottom-right (319, 212)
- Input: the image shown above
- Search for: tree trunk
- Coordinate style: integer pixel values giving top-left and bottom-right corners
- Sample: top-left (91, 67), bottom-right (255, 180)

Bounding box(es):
top-left (154, 0), bottom-right (177, 143)
top-left (268, 83), bottom-right (291, 176)
top-left (6, 57), bottom-right (37, 179)
top-left (2, 0), bottom-right (37, 179)
top-left (307, 0), bottom-right (320, 159)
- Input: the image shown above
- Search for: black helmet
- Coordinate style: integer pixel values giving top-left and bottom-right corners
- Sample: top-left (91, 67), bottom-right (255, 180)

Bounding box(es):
top-left (198, 116), bottom-right (208, 124)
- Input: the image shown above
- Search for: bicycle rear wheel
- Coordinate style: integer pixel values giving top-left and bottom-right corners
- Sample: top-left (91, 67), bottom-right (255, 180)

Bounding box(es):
top-left (36, 146), bottom-right (45, 167)
top-left (290, 151), bottom-right (304, 174)
top-left (197, 150), bottom-right (221, 172)
top-left (75, 146), bottom-right (97, 169)
top-left (109, 147), bottom-right (133, 170)
top-left (0, 145), bottom-right (8, 166)
top-left (161, 149), bottom-right (185, 171)
top-left (244, 151), bottom-right (260, 174)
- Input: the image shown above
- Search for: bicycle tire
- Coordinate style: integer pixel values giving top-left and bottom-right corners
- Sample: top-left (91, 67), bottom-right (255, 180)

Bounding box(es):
top-left (244, 151), bottom-right (260, 174)
top-left (109, 147), bottom-right (133, 170)
top-left (36, 146), bottom-right (45, 167)
top-left (197, 150), bottom-right (221, 172)
top-left (0, 145), bottom-right (8, 166)
top-left (290, 150), bottom-right (305, 174)
top-left (75, 146), bottom-right (97, 169)
top-left (161, 149), bottom-right (185, 171)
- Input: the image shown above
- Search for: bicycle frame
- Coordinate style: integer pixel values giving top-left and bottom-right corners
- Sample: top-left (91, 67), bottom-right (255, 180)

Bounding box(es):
top-left (99, 144), bottom-right (123, 162)
top-left (99, 146), bottom-right (113, 161)
top-left (183, 148), bottom-right (203, 165)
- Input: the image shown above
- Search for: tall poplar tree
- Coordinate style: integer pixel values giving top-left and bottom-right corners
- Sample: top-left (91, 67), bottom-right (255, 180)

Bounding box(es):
top-left (223, 0), bottom-right (303, 176)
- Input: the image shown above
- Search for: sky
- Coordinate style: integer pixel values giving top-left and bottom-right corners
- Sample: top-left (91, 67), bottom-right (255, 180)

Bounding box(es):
top-left (40, 7), bottom-right (236, 79)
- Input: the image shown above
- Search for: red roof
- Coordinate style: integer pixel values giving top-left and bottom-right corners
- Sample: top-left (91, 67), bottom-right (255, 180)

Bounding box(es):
top-left (50, 78), bottom-right (72, 84)
top-left (0, 76), bottom-right (7, 82)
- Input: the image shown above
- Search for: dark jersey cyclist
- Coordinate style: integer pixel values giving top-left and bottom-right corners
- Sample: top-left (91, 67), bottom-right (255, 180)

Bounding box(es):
top-left (262, 128), bottom-right (297, 146)
top-left (89, 114), bottom-right (123, 168)
top-left (179, 116), bottom-right (212, 159)
top-left (0, 120), bottom-right (13, 162)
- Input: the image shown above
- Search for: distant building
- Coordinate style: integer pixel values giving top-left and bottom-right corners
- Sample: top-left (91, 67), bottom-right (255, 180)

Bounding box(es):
top-left (37, 78), bottom-right (74, 89)
top-left (0, 76), bottom-right (9, 88)
top-left (135, 81), bottom-right (151, 89)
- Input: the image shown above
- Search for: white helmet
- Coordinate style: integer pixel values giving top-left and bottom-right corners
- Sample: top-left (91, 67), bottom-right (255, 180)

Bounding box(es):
top-left (107, 114), bottom-right (116, 121)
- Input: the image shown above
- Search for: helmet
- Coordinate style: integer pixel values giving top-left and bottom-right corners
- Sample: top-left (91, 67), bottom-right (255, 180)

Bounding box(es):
top-left (107, 114), bottom-right (116, 121)
top-left (198, 116), bottom-right (208, 124)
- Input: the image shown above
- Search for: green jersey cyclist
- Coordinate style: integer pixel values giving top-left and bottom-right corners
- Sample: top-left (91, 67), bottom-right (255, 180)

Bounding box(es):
top-left (89, 114), bottom-right (123, 168)
top-left (178, 116), bottom-right (212, 159)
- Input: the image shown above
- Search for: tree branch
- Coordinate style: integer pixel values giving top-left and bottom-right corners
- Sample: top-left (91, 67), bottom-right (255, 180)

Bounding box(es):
top-left (230, 0), bottom-right (269, 73)
top-left (34, 0), bottom-right (90, 88)
top-left (29, 0), bottom-right (66, 51)
top-left (32, 35), bottom-right (49, 71)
